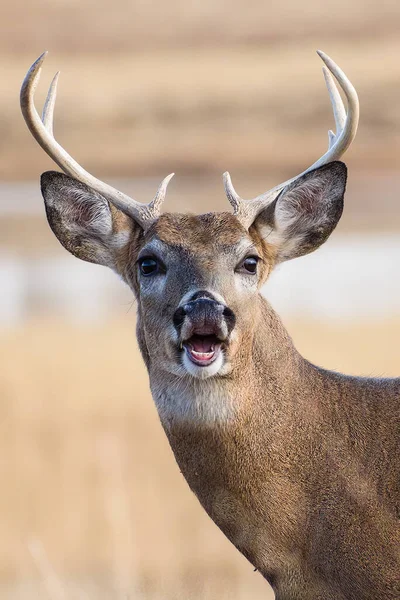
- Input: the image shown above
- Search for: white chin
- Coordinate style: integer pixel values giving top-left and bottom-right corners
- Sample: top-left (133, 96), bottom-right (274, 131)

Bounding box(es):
top-left (182, 351), bottom-right (225, 379)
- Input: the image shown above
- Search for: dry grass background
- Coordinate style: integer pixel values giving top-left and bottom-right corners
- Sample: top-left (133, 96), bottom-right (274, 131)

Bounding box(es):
top-left (0, 0), bottom-right (400, 598)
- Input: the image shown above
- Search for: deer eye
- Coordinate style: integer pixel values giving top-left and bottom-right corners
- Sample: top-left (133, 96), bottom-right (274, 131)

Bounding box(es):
top-left (241, 256), bottom-right (259, 274)
top-left (139, 257), bottom-right (159, 276)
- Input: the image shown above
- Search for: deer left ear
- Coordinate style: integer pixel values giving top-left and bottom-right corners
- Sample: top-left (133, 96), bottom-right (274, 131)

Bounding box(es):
top-left (254, 161), bottom-right (347, 263)
top-left (41, 171), bottom-right (137, 270)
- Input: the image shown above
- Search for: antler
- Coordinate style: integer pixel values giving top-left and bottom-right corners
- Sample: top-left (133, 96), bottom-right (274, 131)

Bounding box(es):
top-left (20, 52), bottom-right (174, 231)
top-left (223, 50), bottom-right (359, 228)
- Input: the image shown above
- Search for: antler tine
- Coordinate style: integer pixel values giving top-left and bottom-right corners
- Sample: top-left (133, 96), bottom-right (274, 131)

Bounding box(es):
top-left (327, 130), bottom-right (336, 149)
top-left (150, 172), bottom-right (176, 213)
top-left (20, 52), bottom-right (173, 230)
top-left (224, 51), bottom-right (359, 228)
top-left (41, 71), bottom-right (59, 136)
top-left (324, 67), bottom-right (345, 150)
top-left (322, 66), bottom-right (346, 141)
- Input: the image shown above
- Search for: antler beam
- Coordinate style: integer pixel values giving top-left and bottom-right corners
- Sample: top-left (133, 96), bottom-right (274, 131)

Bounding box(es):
top-left (223, 51), bottom-right (360, 228)
top-left (20, 52), bottom-right (174, 230)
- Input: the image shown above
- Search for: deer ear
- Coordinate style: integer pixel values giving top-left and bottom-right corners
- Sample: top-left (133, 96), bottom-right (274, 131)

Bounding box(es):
top-left (41, 171), bottom-right (136, 269)
top-left (254, 162), bottom-right (347, 263)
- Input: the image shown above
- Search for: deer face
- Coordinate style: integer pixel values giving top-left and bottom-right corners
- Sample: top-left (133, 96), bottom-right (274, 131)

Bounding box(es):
top-left (130, 213), bottom-right (271, 379)
top-left (40, 162), bottom-right (347, 380)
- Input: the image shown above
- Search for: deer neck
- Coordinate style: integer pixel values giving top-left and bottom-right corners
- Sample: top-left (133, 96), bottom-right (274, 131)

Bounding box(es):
top-left (142, 296), bottom-right (318, 588)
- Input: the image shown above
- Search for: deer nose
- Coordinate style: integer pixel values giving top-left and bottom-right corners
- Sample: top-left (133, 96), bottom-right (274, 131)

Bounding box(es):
top-left (173, 294), bottom-right (235, 338)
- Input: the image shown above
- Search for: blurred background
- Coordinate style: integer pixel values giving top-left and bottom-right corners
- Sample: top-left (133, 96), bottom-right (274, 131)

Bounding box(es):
top-left (0, 1), bottom-right (399, 598)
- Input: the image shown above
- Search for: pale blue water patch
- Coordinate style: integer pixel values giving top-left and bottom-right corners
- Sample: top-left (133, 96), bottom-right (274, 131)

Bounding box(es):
top-left (0, 255), bottom-right (132, 327)
top-left (265, 233), bottom-right (400, 321)
top-left (0, 234), bottom-right (399, 327)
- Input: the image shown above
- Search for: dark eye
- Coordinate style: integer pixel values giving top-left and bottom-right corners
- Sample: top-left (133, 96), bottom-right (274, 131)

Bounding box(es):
top-left (242, 256), bottom-right (259, 274)
top-left (139, 257), bottom-right (159, 276)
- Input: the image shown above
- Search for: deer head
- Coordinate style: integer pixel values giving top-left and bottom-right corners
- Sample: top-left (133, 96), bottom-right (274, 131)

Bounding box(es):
top-left (21, 51), bottom-right (358, 380)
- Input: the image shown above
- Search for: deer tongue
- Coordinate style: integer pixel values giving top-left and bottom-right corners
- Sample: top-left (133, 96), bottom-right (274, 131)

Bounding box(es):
top-left (189, 335), bottom-right (216, 354)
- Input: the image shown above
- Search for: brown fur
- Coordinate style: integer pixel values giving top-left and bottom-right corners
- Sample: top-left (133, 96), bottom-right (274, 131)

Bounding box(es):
top-left (131, 214), bottom-right (399, 599)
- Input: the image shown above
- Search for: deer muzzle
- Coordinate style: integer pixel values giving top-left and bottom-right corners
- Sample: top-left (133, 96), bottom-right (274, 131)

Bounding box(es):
top-left (173, 293), bottom-right (236, 367)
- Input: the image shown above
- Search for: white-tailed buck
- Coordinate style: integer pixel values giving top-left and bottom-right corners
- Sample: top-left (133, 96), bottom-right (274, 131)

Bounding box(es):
top-left (21, 51), bottom-right (399, 599)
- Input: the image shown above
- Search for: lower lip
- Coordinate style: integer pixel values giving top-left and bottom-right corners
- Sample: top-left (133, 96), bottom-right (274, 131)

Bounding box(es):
top-left (183, 344), bottom-right (222, 367)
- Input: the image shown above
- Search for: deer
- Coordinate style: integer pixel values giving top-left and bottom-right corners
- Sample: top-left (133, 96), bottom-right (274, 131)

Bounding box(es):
top-left (21, 51), bottom-right (399, 600)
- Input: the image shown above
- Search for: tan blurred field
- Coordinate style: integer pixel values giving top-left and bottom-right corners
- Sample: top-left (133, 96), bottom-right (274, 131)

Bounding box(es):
top-left (0, 317), bottom-right (398, 599)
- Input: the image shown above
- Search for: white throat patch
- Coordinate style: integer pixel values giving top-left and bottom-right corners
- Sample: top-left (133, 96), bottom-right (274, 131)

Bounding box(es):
top-left (151, 377), bottom-right (237, 427)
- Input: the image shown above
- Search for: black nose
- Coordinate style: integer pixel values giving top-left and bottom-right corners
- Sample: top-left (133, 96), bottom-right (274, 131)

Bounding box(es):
top-left (173, 292), bottom-right (235, 336)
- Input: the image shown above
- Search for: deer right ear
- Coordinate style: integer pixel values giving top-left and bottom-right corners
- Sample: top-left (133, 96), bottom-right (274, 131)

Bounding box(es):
top-left (254, 162), bottom-right (347, 263)
top-left (41, 171), bottom-right (136, 269)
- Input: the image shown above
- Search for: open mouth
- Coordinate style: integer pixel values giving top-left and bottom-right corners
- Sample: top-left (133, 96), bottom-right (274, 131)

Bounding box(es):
top-left (182, 334), bottom-right (223, 367)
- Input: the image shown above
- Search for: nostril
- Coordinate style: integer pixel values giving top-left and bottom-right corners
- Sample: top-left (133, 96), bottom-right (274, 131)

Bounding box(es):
top-left (222, 306), bottom-right (236, 333)
top-left (223, 306), bottom-right (235, 319)
top-left (173, 306), bottom-right (187, 329)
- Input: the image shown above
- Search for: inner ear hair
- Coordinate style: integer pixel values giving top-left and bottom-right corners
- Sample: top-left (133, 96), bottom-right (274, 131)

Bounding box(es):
top-left (256, 161), bottom-right (347, 263)
top-left (41, 171), bottom-right (134, 268)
